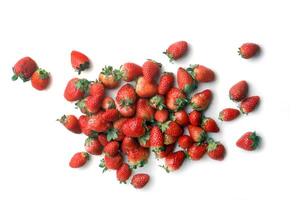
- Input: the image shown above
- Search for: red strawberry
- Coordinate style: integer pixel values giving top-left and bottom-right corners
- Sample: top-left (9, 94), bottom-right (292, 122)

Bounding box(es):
top-left (69, 152), bottom-right (89, 168)
top-left (12, 57), bottom-right (38, 81)
top-left (236, 131), bottom-right (261, 151)
top-left (187, 143), bottom-right (207, 160)
top-left (136, 76), bottom-right (158, 98)
top-left (187, 64), bottom-right (215, 82)
top-left (207, 140), bottom-right (225, 160)
top-left (142, 59), bottom-right (161, 83)
top-left (189, 110), bottom-right (202, 126)
top-left (160, 121), bottom-right (183, 137)
top-left (98, 133), bottom-right (109, 146)
top-left (31, 68), bottom-right (50, 90)
top-left (202, 117), bottom-right (219, 133)
top-left (64, 78), bottom-right (90, 102)
top-left (58, 114), bottom-right (81, 134)
top-left (158, 72), bottom-right (174, 95)
top-left (78, 115), bottom-right (91, 135)
top-left (172, 110), bottom-right (189, 126)
top-left (229, 80), bottom-right (248, 102)
top-left (149, 95), bottom-right (166, 110)
top-left (89, 81), bottom-right (105, 99)
top-left (71, 50), bottom-right (90, 74)
top-left (101, 96), bottom-right (116, 110)
top-left (106, 118), bottom-right (127, 141)
top-left (188, 125), bottom-right (206, 142)
top-left (121, 62), bottom-right (142, 82)
top-left (84, 137), bottom-right (103, 155)
top-left (116, 84), bottom-right (137, 107)
top-left (190, 89), bottom-right (212, 111)
top-left (87, 112), bottom-right (111, 133)
top-left (178, 135), bottom-right (193, 149)
top-left (116, 103), bottom-right (136, 117)
top-left (162, 151), bottom-right (186, 172)
top-left (116, 163), bottom-right (132, 183)
top-left (131, 173), bottom-right (150, 189)
top-left (238, 43), bottom-right (260, 59)
top-left (136, 98), bottom-right (155, 121)
top-left (166, 87), bottom-right (188, 111)
top-left (150, 126), bottom-right (164, 152)
top-left (127, 146), bottom-right (150, 168)
top-left (104, 141), bottom-right (120, 157)
top-left (121, 137), bottom-right (139, 155)
top-left (122, 117), bottom-right (145, 137)
top-left (240, 96), bottom-right (260, 114)
top-left (219, 108), bottom-right (240, 121)
top-left (100, 154), bottom-right (123, 171)
top-left (155, 143), bottom-right (175, 158)
top-left (76, 95), bottom-right (102, 115)
top-left (163, 41), bottom-right (188, 61)
top-left (99, 66), bottom-right (122, 89)
top-left (154, 109), bottom-right (169, 123)
top-left (164, 133), bottom-right (178, 145)
top-left (177, 67), bottom-right (196, 94)
top-left (102, 109), bottom-right (119, 122)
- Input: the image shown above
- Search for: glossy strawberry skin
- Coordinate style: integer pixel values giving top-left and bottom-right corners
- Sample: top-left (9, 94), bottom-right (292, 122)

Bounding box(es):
top-left (131, 173), bottom-right (150, 189)
top-left (229, 80), bottom-right (248, 102)
top-left (154, 109), bottom-right (169, 123)
top-left (158, 72), bottom-right (174, 95)
top-left (121, 137), bottom-right (139, 155)
top-left (239, 43), bottom-right (260, 59)
top-left (12, 56), bottom-right (38, 81)
top-left (142, 60), bottom-right (161, 83)
top-left (71, 50), bottom-right (90, 74)
top-left (189, 110), bottom-right (202, 126)
top-left (121, 62), bottom-right (142, 82)
top-left (136, 76), bottom-right (158, 98)
top-left (164, 41), bottom-right (188, 61)
top-left (58, 114), bottom-right (81, 134)
top-left (207, 142), bottom-right (225, 161)
top-left (160, 121), bottom-right (183, 137)
top-left (116, 163), bottom-right (132, 183)
top-left (122, 117), bottom-right (145, 138)
top-left (104, 141), bottom-right (120, 157)
top-left (236, 131), bottom-right (261, 151)
top-left (31, 68), bottom-right (50, 90)
top-left (202, 117), bottom-right (219, 133)
top-left (64, 78), bottom-right (90, 102)
top-left (89, 81), bottom-right (105, 99)
top-left (190, 89), bottom-right (212, 111)
top-left (219, 108), bottom-right (240, 121)
top-left (84, 137), bottom-right (103, 155)
top-left (188, 143), bottom-right (207, 160)
top-left (188, 125), bottom-right (207, 143)
top-left (188, 64), bottom-right (215, 82)
top-left (177, 67), bottom-right (196, 95)
top-left (150, 126), bottom-right (164, 151)
top-left (163, 151), bottom-right (186, 172)
top-left (173, 110), bottom-right (189, 127)
top-left (127, 147), bottom-right (150, 168)
top-left (136, 98), bottom-right (155, 121)
top-left (240, 96), bottom-right (260, 114)
top-left (166, 88), bottom-right (188, 111)
top-left (101, 96), bottom-right (116, 110)
top-left (69, 152), bottom-right (89, 168)
top-left (177, 135), bottom-right (193, 149)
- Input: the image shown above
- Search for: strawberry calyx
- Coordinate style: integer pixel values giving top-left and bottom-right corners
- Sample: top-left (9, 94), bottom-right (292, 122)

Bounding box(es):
top-left (206, 138), bottom-right (218, 152)
top-left (146, 59), bottom-right (162, 67)
top-left (77, 61), bottom-right (90, 75)
top-left (175, 98), bottom-right (188, 111)
top-left (120, 99), bottom-right (134, 107)
top-left (138, 130), bottom-right (150, 146)
top-left (57, 115), bottom-right (67, 124)
top-left (75, 78), bottom-right (90, 92)
top-left (150, 95), bottom-right (166, 110)
top-left (37, 68), bottom-right (50, 79)
top-left (249, 131), bottom-right (261, 149)
top-left (106, 128), bottom-right (119, 141)
top-left (183, 82), bottom-right (197, 95)
top-left (99, 159), bottom-right (108, 173)
top-left (163, 51), bottom-right (174, 63)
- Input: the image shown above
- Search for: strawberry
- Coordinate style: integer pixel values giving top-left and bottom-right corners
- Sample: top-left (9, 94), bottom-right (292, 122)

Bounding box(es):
top-left (88, 81), bottom-right (105, 99)
top-left (149, 95), bottom-right (166, 110)
top-left (229, 80), bottom-right (248, 102)
top-left (116, 84), bottom-right (137, 107)
top-left (71, 50), bottom-right (90, 74)
top-left (177, 67), bottom-right (196, 94)
top-left (188, 125), bottom-right (206, 143)
top-left (136, 98), bottom-right (155, 121)
top-left (240, 96), bottom-right (260, 114)
top-left (154, 109), bottom-right (169, 123)
top-left (100, 154), bottom-right (123, 171)
top-left (160, 121), bottom-right (183, 137)
top-left (104, 141), bottom-right (120, 157)
top-left (219, 108), bottom-right (240, 121)
top-left (98, 133), bottom-right (109, 146)
top-left (155, 143), bottom-right (175, 159)
top-left (127, 146), bottom-right (150, 168)
top-left (142, 59), bottom-right (161, 83)
top-left (76, 95), bottom-right (102, 115)
top-left (116, 103), bottom-right (136, 117)
top-left (121, 136), bottom-right (139, 155)
top-left (64, 78), bottom-right (90, 102)
top-left (99, 66), bottom-right (122, 89)
top-left (136, 76), bottom-right (158, 98)
top-left (87, 112), bottom-right (111, 133)
top-left (78, 115), bottom-right (91, 136)
top-left (187, 64), bottom-right (215, 82)
top-left (101, 96), bottom-right (116, 110)
top-left (58, 114), bottom-right (81, 134)
top-left (150, 126), bottom-right (164, 152)
top-left (69, 152), bottom-right (89, 168)
top-left (121, 62), bottom-right (142, 82)
top-left (190, 89), bottom-right (212, 111)
top-left (207, 139), bottom-right (225, 160)
top-left (163, 41), bottom-right (188, 62)
top-left (238, 43), bottom-right (260, 59)
top-left (138, 130), bottom-right (151, 148)
top-left (158, 72), bottom-right (174, 95)
top-left (106, 118), bottom-right (127, 141)
top-left (122, 117), bottom-right (146, 137)
top-left (85, 137), bottom-right (103, 155)
top-left (102, 109), bottom-right (119, 122)
top-left (164, 133), bottom-right (178, 145)
top-left (31, 68), bottom-right (50, 90)
top-left (187, 143), bottom-right (207, 160)
top-left (166, 87), bottom-right (188, 111)
top-left (201, 117), bottom-right (219, 133)
top-left (116, 163), bottom-right (132, 183)
top-left (236, 131), bottom-right (261, 151)
top-left (162, 151), bottom-right (186, 172)
top-left (131, 173), bottom-right (150, 189)
top-left (178, 135), bottom-right (193, 149)
top-left (189, 110), bottom-right (202, 126)
top-left (12, 57), bottom-right (38, 81)
top-left (171, 110), bottom-right (189, 127)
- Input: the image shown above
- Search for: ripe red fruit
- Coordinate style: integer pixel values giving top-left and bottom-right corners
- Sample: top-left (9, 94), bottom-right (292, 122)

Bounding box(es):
top-left (31, 68), bottom-right (50, 90)
top-left (188, 125), bottom-right (206, 143)
top-left (121, 137), bottom-right (139, 155)
top-left (177, 67), bottom-right (196, 94)
top-left (162, 151), bottom-right (186, 172)
top-left (136, 76), bottom-right (158, 98)
top-left (76, 95), bottom-right (102, 115)
top-left (98, 134), bottom-right (109, 146)
top-left (189, 110), bottom-right (202, 126)
top-left (163, 41), bottom-right (188, 61)
top-left (87, 112), bottom-right (111, 133)
top-left (64, 78), bottom-right (90, 102)
top-left (178, 135), bottom-right (193, 149)
top-left (142, 59), bottom-right (161, 83)
top-left (78, 115), bottom-right (91, 135)
top-left (154, 109), bottom-right (169, 123)
top-left (219, 108), bottom-right (240, 121)
top-left (150, 126), bottom-right (164, 152)
top-left (229, 80), bottom-right (248, 102)
top-left (172, 110), bottom-right (189, 127)
top-left (99, 66), bottom-right (122, 89)
top-left (116, 84), bottom-right (137, 106)
top-left (164, 133), bottom-right (178, 145)
top-left (84, 137), bottom-right (103, 155)
top-left (166, 87), bottom-right (188, 111)
top-left (122, 117), bottom-right (145, 137)
top-left (71, 50), bottom-right (90, 74)
top-left (58, 114), bottom-right (81, 134)
top-left (155, 143), bottom-right (175, 158)
top-left (107, 118), bottom-right (128, 141)
top-left (240, 96), bottom-right (260, 114)
top-left (104, 141), bottom-right (120, 157)
top-left (201, 117), bottom-right (219, 133)
top-left (102, 109), bottom-right (119, 122)
top-left (187, 64), bottom-right (215, 82)
top-left (100, 154), bottom-right (123, 171)
top-left (127, 146), bottom-right (150, 168)
top-left (116, 103), bottom-right (136, 117)
top-left (238, 43), bottom-right (260, 59)
top-left (69, 152), bottom-right (89, 168)
top-left (121, 62), bottom-right (142, 82)
top-left (131, 173), bottom-right (150, 189)
top-left (149, 95), bottom-right (166, 110)
top-left (236, 131), bottom-right (261, 151)
top-left (12, 57), bottom-right (38, 81)
top-left (116, 163), bottom-right (132, 183)
top-left (187, 143), bottom-right (207, 160)
top-left (160, 121), bottom-right (183, 137)
top-left (101, 96), bottom-right (116, 110)
top-left (207, 140), bottom-right (225, 161)
top-left (190, 89), bottom-right (212, 111)
top-left (136, 98), bottom-right (155, 121)
top-left (158, 72), bottom-right (174, 95)
top-left (88, 81), bottom-right (105, 99)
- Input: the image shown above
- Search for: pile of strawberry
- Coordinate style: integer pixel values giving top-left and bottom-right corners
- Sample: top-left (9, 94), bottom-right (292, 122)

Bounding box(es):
top-left (12, 41), bottom-right (261, 189)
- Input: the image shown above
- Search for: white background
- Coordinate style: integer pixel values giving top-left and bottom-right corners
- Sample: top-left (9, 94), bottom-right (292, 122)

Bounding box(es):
top-left (0, 0), bottom-right (300, 199)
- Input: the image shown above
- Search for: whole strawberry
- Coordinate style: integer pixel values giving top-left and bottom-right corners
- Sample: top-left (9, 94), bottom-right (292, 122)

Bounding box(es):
top-left (121, 62), bottom-right (142, 82)
top-left (31, 68), bottom-right (50, 90)
top-left (238, 43), bottom-right (260, 59)
top-left (116, 163), bottom-right (132, 183)
top-left (76, 95), bottom-right (102, 115)
top-left (166, 87), bottom-right (188, 111)
top-left (236, 131), bottom-right (261, 151)
top-left (71, 50), bottom-right (90, 74)
top-left (122, 117), bottom-right (146, 137)
top-left (207, 140), bottom-right (225, 161)
top-left (163, 41), bottom-right (188, 62)
top-left (188, 125), bottom-right (206, 143)
top-left (12, 57), bottom-right (38, 81)
top-left (229, 80), bottom-right (248, 102)
top-left (162, 151), bottom-right (186, 172)
top-left (142, 59), bottom-right (161, 83)
top-left (201, 117), bottom-right (219, 133)
top-left (219, 108), bottom-right (240, 121)
top-left (136, 76), bottom-right (158, 98)
top-left (127, 146), bottom-right (150, 168)
top-left (131, 173), bottom-right (150, 189)
top-left (86, 112), bottom-right (111, 133)
top-left (154, 109), bottom-right (169, 123)
top-left (187, 64), bottom-right (215, 82)
top-left (84, 137), bottom-right (103, 155)
top-left (189, 110), bottom-right (202, 126)
top-left (187, 143), bottom-right (207, 160)
top-left (190, 89), bottom-right (212, 111)
top-left (177, 67), bottom-right (196, 94)
top-left (69, 152), bottom-right (89, 168)
top-left (160, 121), bottom-right (183, 137)
top-left (240, 96), bottom-right (260, 114)
top-left (100, 154), bottom-right (123, 171)
top-left (150, 126), bottom-right (164, 152)
top-left (171, 110), bottom-right (189, 127)
top-left (64, 78), bottom-right (90, 102)
top-left (158, 72), bottom-right (174, 95)
top-left (121, 136), bottom-right (139, 155)
top-left (178, 135), bottom-right (193, 149)
top-left (58, 114), bottom-right (81, 134)
top-left (104, 141), bottom-right (120, 157)
top-left (99, 66), bottom-right (122, 89)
